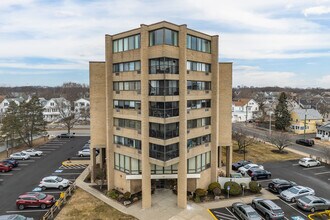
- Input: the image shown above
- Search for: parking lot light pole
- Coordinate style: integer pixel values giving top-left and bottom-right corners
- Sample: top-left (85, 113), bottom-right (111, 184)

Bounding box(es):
top-left (2, 134), bottom-right (8, 158)
top-left (269, 112), bottom-right (273, 135)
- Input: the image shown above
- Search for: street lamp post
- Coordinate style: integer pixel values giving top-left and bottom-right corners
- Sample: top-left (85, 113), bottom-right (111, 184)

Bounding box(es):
top-left (269, 111), bottom-right (273, 135)
top-left (1, 134), bottom-right (8, 158)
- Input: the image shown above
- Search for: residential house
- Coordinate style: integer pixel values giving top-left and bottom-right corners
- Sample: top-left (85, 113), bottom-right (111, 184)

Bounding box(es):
top-left (316, 123), bottom-right (330, 141)
top-left (74, 98), bottom-right (90, 120)
top-left (290, 109), bottom-right (323, 134)
top-left (0, 97), bottom-right (25, 115)
top-left (232, 99), bottom-right (259, 122)
top-left (43, 98), bottom-right (71, 122)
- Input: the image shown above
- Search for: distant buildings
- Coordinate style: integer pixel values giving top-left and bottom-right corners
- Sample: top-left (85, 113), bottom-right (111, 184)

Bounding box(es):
top-left (0, 97), bottom-right (25, 115)
top-left (290, 109), bottom-right (323, 134)
top-left (232, 99), bottom-right (259, 122)
top-left (316, 123), bottom-right (330, 141)
top-left (43, 98), bottom-right (71, 122)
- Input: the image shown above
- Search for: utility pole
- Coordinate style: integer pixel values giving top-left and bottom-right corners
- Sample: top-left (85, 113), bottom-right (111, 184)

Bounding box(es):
top-left (269, 112), bottom-right (273, 135)
top-left (304, 109), bottom-right (307, 140)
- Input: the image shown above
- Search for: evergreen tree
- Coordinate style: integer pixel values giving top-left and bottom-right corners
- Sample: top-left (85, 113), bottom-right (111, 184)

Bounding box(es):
top-left (274, 92), bottom-right (291, 131)
top-left (1, 96), bottom-right (46, 148)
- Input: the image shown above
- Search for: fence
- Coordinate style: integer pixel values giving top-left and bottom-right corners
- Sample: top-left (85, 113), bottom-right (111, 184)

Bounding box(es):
top-left (218, 177), bottom-right (252, 189)
top-left (42, 182), bottom-right (76, 220)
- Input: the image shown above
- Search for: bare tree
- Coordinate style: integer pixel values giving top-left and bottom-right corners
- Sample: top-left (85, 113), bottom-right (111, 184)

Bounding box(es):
top-left (268, 132), bottom-right (291, 153)
top-left (56, 100), bottom-right (79, 134)
top-left (233, 128), bottom-right (255, 156)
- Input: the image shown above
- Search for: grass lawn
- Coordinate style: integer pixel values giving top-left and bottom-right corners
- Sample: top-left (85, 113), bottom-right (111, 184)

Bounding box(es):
top-left (223, 140), bottom-right (301, 164)
top-left (55, 188), bottom-right (137, 220)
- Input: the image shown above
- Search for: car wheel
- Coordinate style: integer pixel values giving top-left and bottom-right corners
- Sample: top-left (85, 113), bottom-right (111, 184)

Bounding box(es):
top-left (278, 189), bottom-right (282, 193)
top-left (1, 170), bottom-right (5, 173)
top-left (59, 185), bottom-right (64, 190)
top-left (311, 207), bottom-right (315, 213)
top-left (41, 186), bottom-right (46, 191)
top-left (18, 204), bottom-right (24, 210)
top-left (80, 154), bottom-right (83, 157)
top-left (40, 203), bottom-right (46, 209)
top-left (253, 176), bottom-right (258, 181)
top-left (231, 207), bottom-right (235, 213)
top-left (307, 164), bottom-right (310, 168)
top-left (251, 203), bottom-right (256, 208)
top-left (265, 214), bottom-right (270, 220)
top-left (22, 158), bottom-right (25, 160)
top-left (267, 174), bottom-right (271, 179)
top-left (35, 154), bottom-right (38, 156)
top-left (291, 197), bottom-right (296, 203)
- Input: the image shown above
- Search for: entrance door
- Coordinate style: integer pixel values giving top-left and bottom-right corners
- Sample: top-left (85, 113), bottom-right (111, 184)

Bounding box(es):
top-left (152, 179), bottom-right (176, 189)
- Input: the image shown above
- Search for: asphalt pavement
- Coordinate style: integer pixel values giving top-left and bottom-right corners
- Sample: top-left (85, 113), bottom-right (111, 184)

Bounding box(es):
top-left (0, 136), bottom-right (89, 220)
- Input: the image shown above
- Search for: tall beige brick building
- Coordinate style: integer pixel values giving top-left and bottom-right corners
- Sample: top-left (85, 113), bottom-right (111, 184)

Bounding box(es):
top-left (89, 21), bottom-right (232, 209)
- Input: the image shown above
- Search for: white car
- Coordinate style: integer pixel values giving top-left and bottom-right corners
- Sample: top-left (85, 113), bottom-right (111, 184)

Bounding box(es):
top-left (78, 149), bottom-right (90, 157)
top-left (238, 163), bottom-right (264, 175)
top-left (9, 152), bottom-right (30, 160)
top-left (299, 158), bottom-right (321, 168)
top-left (280, 186), bottom-right (315, 202)
top-left (22, 149), bottom-right (43, 156)
top-left (39, 176), bottom-right (71, 190)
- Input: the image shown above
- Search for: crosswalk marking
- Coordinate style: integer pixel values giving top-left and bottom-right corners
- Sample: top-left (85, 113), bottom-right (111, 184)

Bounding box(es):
top-left (59, 164), bottom-right (88, 169)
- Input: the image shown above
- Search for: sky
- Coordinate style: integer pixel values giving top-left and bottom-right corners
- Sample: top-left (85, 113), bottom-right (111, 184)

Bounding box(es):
top-left (0, 0), bottom-right (330, 88)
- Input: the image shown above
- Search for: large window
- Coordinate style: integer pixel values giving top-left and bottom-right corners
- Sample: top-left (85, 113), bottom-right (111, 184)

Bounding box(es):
top-left (149, 57), bottom-right (179, 74)
top-left (113, 61), bottom-right (140, 72)
top-left (114, 118), bottom-right (141, 131)
top-left (149, 143), bottom-right (179, 161)
top-left (149, 80), bottom-right (179, 96)
top-left (187, 81), bottom-right (211, 90)
top-left (114, 135), bottom-right (141, 150)
top-left (151, 163), bottom-right (178, 174)
top-left (149, 102), bottom-right (179, 118)
top-left (113, 34), bottom-right (140, 53)
top-left (149, 28), bottom-right (178, 46)
top-left (187, 61), bottom-right (211, 72)
top-left (188, 152), bottom-right (211, 173)
top-left (187, 134), bottom-right (211, 149)
top-left (115, 153), bottom-right (142, 174)
top-left (187, 99), bottom-right (211, 110)
top-left (187, 117), bottom-right (211, 129)
top-left (114, 100), bottom-right (141, 110)
top-left (149, 122), bottom-right (179, 140)
top-left (186, 35), bottom-right (211, 53)
top-left (113, 81), bottom-right (141, 91)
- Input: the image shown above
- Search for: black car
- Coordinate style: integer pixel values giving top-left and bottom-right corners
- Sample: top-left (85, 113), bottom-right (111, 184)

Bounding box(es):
top-left (232, 160), bottom-right (252, 170)
top-left (247, 168), bottom-right (271, 180)
top-left (296, 139), bottom-right (314, 147)
top-left (268, 178), bottom-right (297, 193)
top-left (57, 133), bottom-right (75, 138)
top-left (1, 159), bottom-right (19, 168)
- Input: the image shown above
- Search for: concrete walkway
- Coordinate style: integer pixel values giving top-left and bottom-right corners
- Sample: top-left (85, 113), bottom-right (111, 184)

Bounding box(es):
top-left (76, 166), bottom-right (278, 220)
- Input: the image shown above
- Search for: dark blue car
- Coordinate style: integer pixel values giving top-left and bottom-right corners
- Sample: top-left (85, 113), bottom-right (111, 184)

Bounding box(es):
top-left (1, 159), bottom-right (19, 168)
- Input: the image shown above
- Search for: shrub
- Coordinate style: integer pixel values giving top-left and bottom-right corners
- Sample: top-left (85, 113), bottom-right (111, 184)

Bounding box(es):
top-left (194, 196), bottom-right (201, 203)
top-left (224, 181), bottom-right (242, 196)
top-left (249, 181), bottom-right (262, 193)
top-left (213, 187), bottom-right (221, 196)
top-left (123, 192), bottom-right (131, 200)
top-left (195, 188), bottom-right (207, 197)
top-left (208, 182), bottom-right (221, 192)
top-left (107, 190), bottom-right (119, 199)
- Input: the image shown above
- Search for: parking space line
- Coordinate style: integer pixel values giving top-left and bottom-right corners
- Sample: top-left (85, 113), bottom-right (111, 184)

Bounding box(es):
top-left (225, 208), bottom-right (239, 220)
top-left (42, 191), bottom-right (64, 194)
top-left (302, 166), bottom-right (325, 170)
top-left (315, 171), bottom-right (330, 175)
top-left (19, 164), bottom-right (29, 166)
top-left (257, 179), bottom-right (273, 183)
top-left (213, 211), bottom-right (236, 219)
top-left (6, 210), bottom-right (49, 213)
top-left (12, 168), bottom-right (21, 171)
top-left (0, 173), bottom-right (13, 176)
top-left (277, 199), bottom-right (307, 217)
top-left (51, 173), bottom-right (81, 175)
top-left (38, 148), bottom-right (57, 151)
top-left (42, 145), bottom-right (60, 148)
top-left (20, 160), bottom-right (35, 163)
top-left (292, 164), bottom-right (299, 166)
top-left (70, 157), bottom-right (89, 159)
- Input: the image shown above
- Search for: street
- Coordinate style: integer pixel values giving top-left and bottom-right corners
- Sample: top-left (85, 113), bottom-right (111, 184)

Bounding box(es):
top-left (0, 136), bottom-right (89, 219)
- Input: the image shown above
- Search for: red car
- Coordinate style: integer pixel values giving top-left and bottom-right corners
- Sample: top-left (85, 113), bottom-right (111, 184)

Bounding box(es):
top-left (16, 192), bottom-right (55, 210)
top-left (0, 163), bottom-right (12, 172)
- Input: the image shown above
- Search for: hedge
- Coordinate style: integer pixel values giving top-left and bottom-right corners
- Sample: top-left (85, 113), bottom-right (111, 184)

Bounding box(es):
top-left (224, 181), bottom-right (242, 196)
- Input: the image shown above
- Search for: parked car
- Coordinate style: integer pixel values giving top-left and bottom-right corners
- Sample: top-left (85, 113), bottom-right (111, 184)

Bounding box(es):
top-left (231, 202), bottom-right (262, 220)
top-left (22, 149), bottom-right (43, 157)
top-left (296, 195), bottom-right (330, 212)
top-left (268, 179), bottom-right (297, 193)
top-left (16, 192), bottom-right (55, 210)
top-left (252, 198), bottom-right (285, 219)
top-left (78, 149), bottom-right (90, 157)
top-left (0, 214), bottom-right (33, 220)
top-left (247, 168), bottom-right (271, 180)
top-left (9, 152), bottom-right (30, 160)
top-left (298, 158), bottom-right (321, 168)
top-left (230, 173), bottom-right (243, 178)
top-left (1, 159), bottom-right (19, 168)
top-left (39, 176), bottom-right (71, 190)
top-left (238, 164), bottom-right (264, 175)
top-left (57, 133), bottom-right (75, 138)
top-left (296, 139), bottom-right (314, 147)
top-left (232, 160), bottom-right (253, 170)
top-left (0, 163), bottom-right (12, 172)
top-left (280, 186), bottom-right (315, 202)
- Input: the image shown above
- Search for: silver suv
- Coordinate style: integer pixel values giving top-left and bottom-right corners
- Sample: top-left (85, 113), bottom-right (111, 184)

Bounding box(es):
top-left (252, 198), bottom-right (285, 219)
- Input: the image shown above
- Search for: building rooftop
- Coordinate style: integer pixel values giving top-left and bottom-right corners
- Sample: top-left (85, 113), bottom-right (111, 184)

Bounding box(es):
top-left (318, 123), bottom-right (330, 132)
top-left (292, 109), bottom-right (323, 120)
top-left (232, 99), bottom-right (250, 107)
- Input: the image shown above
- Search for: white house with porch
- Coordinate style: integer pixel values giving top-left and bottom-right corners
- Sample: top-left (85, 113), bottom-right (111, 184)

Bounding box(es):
top-left (232, 99), bottom-right (259, 122)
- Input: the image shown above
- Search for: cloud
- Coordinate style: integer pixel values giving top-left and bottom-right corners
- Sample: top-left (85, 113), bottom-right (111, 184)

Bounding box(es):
top-left (303, 6), bottom-right (330, 16)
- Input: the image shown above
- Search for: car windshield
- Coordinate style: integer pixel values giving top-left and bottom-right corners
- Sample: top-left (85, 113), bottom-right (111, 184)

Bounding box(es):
top-left (20, 153), bottom-right (26, 156)
top-left (14, 216), bottom-right (27, 220)
top-left (300, 197), bottom-right (312, 203)
top-left (244, 164), bottom-right (251, 169)
top-left (56, 177), bottom-right (63, 182)
top-left (288, 187), bottom-right (299, 194)
top-left (247, 211), bottom-right (259, 218)
top-left (36, 193), bottom-right (47, 200)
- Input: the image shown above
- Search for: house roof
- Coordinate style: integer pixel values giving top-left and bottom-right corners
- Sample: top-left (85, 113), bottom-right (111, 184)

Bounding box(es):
top-left (0, 95), bottom-right (5, 103)
top-left (233, 99), bottom-right (250, 107)
top-left (292, 109), bottom-right (323, 120)
top-left (318, 123), bottom-right (330, 132)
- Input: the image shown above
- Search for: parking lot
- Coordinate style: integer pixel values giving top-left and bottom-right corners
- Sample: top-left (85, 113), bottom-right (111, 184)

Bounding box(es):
top-left (0, 136), bottom-right (89, 220)
top-left (210, 159), bottom-right (330, 220)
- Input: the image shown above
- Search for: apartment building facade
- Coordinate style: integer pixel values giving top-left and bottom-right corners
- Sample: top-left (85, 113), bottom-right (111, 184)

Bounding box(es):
top-left (89, 21), bottom-right (232, 209)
